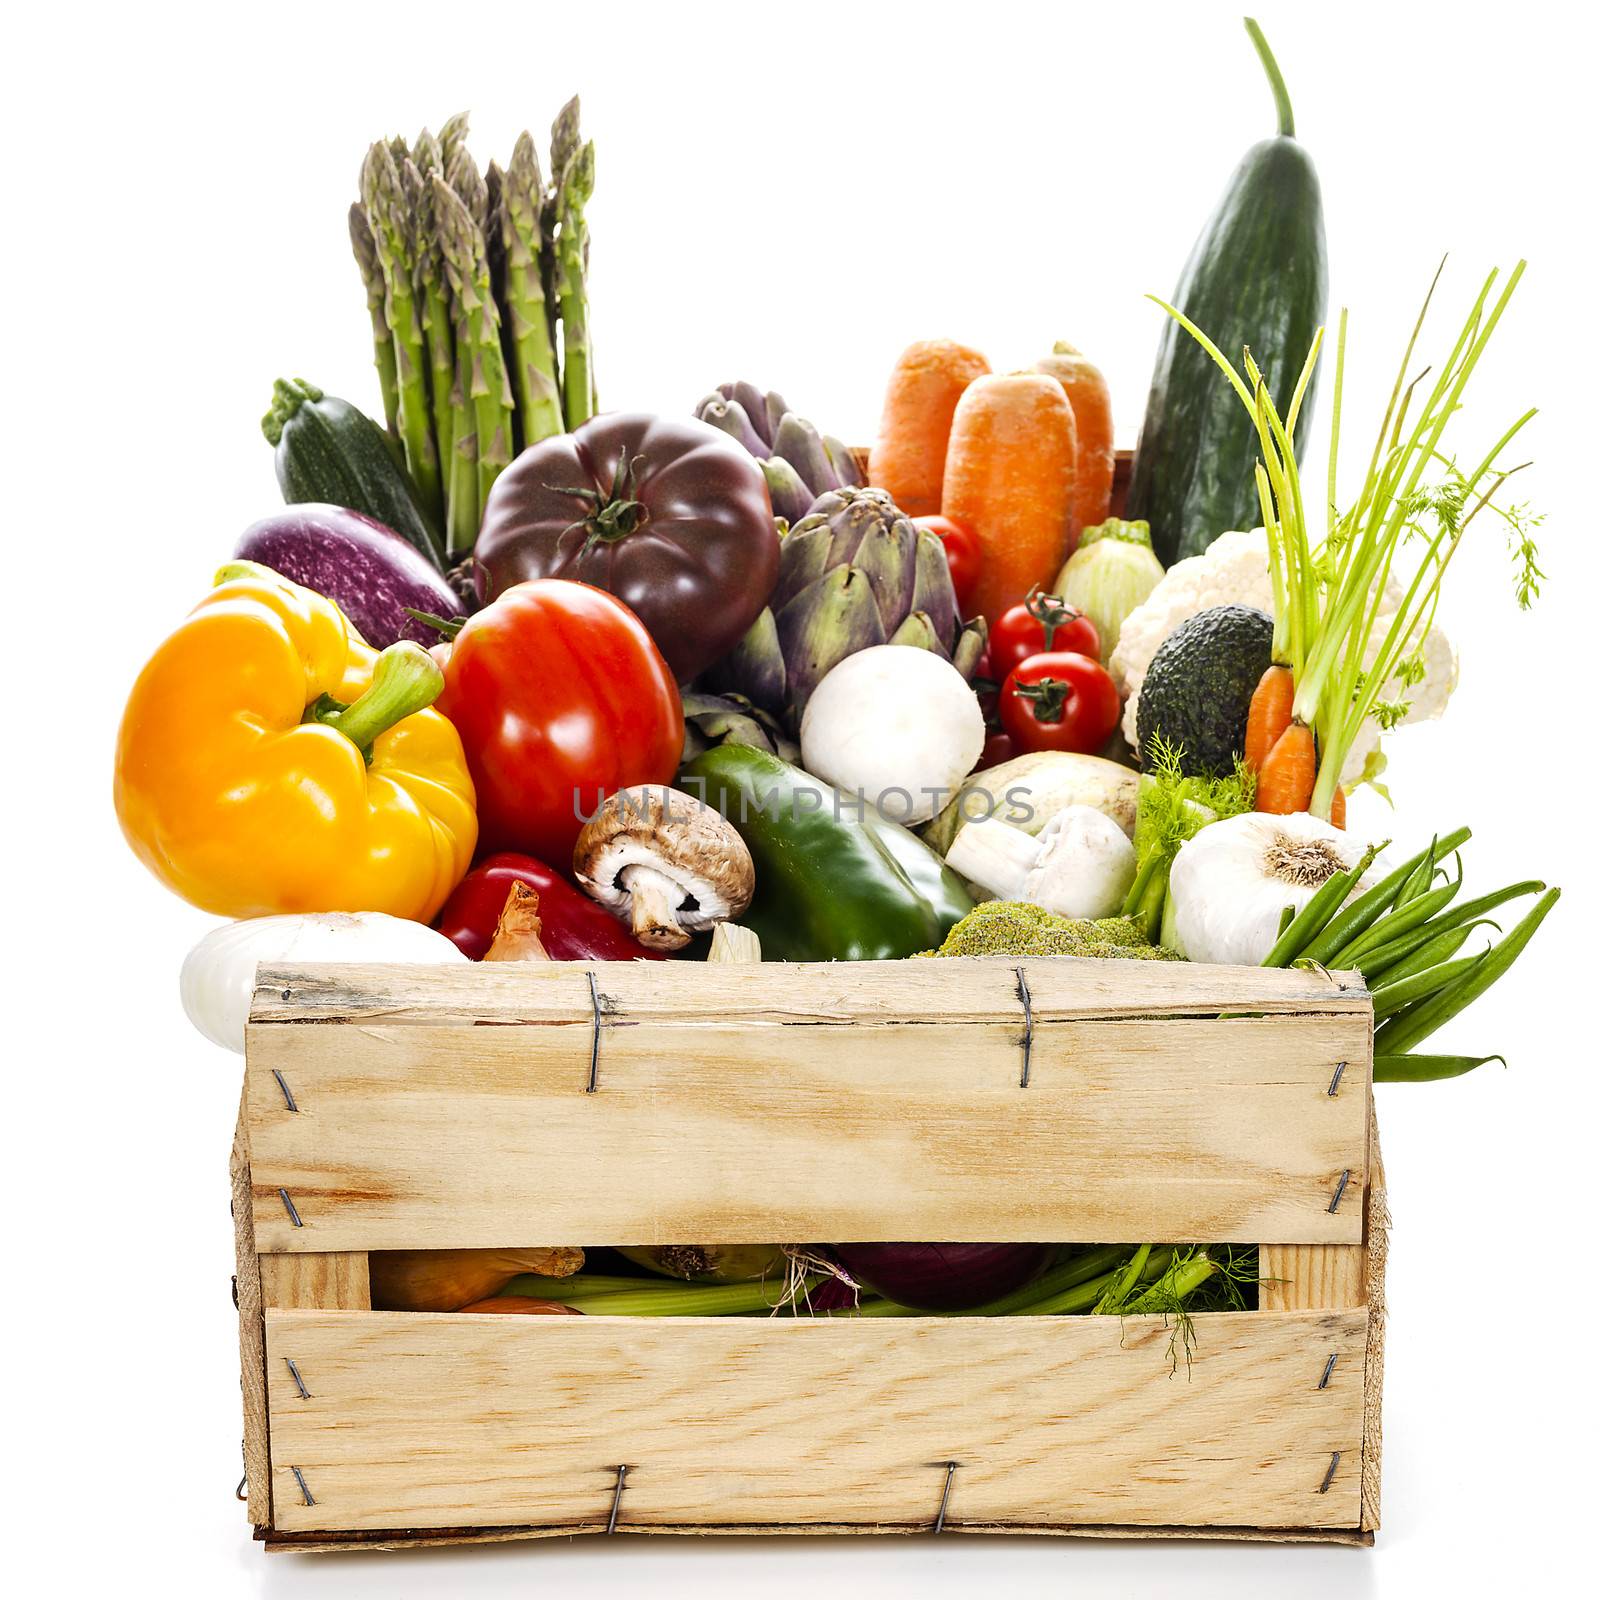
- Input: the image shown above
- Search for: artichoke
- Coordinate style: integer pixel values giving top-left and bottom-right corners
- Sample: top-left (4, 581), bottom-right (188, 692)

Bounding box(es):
top-left (680, 690), bottom-right (799, 766)
top-left (702, 486), bottom-right (987, 731)
top-left (694, 382), bottom-right (863, 521)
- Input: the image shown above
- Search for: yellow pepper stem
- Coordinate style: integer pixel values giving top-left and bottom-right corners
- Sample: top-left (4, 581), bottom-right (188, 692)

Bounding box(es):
top-left (309, 642), bottom-right (445, 760)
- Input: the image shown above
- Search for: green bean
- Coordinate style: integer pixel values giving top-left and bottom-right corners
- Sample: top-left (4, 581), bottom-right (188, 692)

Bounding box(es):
top-left (1375, 888), bottom-right (1560, 1056)
top-left (1261, 840), bottom-right (1386, 969)
top-left (1353, 881), bottom-right (1544, 975)
top-left (1373, 1052), bottom-right (1507, 1082)
top-left (1333, 879), bottom-right (1463, 968)
top-left (1371, 952), bottom-right (1486, 1019)
top-left (1299, 827), bottom-right (1470, 966)
top-left (1394, 835), bottom-right (1441, 906)
top-left (1365, 921), bottom-right (1480, 986)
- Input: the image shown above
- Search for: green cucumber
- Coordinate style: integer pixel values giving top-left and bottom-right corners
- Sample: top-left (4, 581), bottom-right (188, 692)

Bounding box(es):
top-left (262, 378), bottom-right (445, 570)
top-left (1124, 20), bottom-right (1327, 567)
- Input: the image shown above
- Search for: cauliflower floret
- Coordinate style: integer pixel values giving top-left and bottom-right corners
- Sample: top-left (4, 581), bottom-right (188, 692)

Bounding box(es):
top-left (1110, 528), bottom-right (1457, 786)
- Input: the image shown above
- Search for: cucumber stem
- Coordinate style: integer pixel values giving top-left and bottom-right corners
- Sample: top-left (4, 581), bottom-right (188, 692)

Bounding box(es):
top-left (1244, 19), bottom-right (1296, 139)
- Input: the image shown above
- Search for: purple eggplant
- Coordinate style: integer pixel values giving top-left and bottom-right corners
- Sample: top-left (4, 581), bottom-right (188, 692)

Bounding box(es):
top-left (233, 504), bottom-right (464, 649)
top-left (831, 1243), bottom-right (1051, 1311)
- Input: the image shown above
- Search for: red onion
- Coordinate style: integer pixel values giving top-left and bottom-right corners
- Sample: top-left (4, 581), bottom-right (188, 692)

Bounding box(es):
top-left (831, 1243), bottom-right (1051, 1312)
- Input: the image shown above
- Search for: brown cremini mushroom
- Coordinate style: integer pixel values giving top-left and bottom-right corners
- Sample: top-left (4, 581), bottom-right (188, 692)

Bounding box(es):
top-left (573, 787), bottom-right (755, 951)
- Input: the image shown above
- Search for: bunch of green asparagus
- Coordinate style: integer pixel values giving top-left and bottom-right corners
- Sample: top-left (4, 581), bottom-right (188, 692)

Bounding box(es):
top-left (349, 101), bottom-right (595, 560)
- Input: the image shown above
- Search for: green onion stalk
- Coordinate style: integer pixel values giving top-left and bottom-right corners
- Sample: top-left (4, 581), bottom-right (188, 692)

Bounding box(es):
top-left (1155, 261), bottom-right (1542, 819)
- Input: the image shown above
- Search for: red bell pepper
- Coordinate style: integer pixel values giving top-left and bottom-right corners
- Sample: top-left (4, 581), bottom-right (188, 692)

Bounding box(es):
top-left (434, 852), bottom-right (664, 962)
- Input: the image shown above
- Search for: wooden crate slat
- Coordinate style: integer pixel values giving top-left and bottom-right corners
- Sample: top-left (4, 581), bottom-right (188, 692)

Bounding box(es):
top-left (264, 1307), bottom-right (1367, 1535)
top-left (250, 957), bottom-right (1370, 1027)
top-left (246, 1011), bottom-right (1369, 1251)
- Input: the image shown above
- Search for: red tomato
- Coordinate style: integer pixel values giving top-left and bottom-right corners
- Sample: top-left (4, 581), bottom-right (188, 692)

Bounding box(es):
top-left (438, 580), bottom-right (684, 863)
top-left (998, 651), bottom-right (1121, 756)
top-left (988, 588), bottom-right (1101, 680)
top-left (914, 515), bottom-right (982, 616)
top-left (979, 731), bottom-right (1016, 770)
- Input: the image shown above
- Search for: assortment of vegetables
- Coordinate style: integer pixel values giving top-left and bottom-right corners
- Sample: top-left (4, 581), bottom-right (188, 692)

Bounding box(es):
top-left (114, 21), bottom-right (1561, 1331)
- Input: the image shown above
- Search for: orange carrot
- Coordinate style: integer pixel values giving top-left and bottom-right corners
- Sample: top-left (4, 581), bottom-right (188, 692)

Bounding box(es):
top-left (868, 340), bottom-right (991, 517)
top-left (1329, 787), bottom-right (1347, 829)
top-left (1257, 720), bottom-right (1316, 814)
top-left (1244, 664), bottom-right (1295, 773)
top-left (1035, 341), bottom-right (1114, 545)
top-left (941, 373), bottom-right (1078, 628)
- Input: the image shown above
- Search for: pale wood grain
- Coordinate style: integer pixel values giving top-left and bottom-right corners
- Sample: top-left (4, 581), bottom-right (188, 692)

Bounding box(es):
top-left (262, 1521), bottom-right (1372, 1552)
top-left (1258, 1245), bottom-right (1367, 1312)
top-left (260, 1253), bottom-right (370, 1311)
top-left (249, 957), bottom-right (1369, 1028)
top-left (231, 1099), bottom-right (270, 1530)
top-left (247, 1012), bottom-right (1369, 1252)
top-left (1362, 1133), bottom-right (1389, 1532)
top-left (265, 1307), bottom-right (1367, 1535)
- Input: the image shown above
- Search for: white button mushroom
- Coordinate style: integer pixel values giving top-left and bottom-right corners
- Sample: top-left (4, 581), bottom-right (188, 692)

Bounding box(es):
top-left (798, 645), bottom-right (986, 825)
top-left (573, 787), bottom-right (756, 952)
top-left (944, 804), bottom-right (1137, 920)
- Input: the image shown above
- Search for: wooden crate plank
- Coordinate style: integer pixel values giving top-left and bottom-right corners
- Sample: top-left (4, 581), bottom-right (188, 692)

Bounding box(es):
top-left (264, 1308), bottom-right (1366, 1534)
top-left (230, 1099), bottom-right (270, 1530)
top-left (251, 957), bottom-right (1369, 1028)
top-left (260, 1253), bottom-right (370, 1311)
top-left (1259, 1245), bottom-right (1367, 1312)
top-left (247, 1012), bottom-right (1369, 1251)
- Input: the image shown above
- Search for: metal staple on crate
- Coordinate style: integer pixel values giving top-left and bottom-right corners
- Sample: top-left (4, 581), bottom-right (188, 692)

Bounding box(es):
top-left (290, 1466), bottom-right (316, 1507)
top-left (1318, 1451), bottom-right (1341, 1494)
top-left (1327, 1168), bottom-right (1352, 1214)
top-left (606, 1465), bottom-right (629, 1533)
top-left (1013, 968), bottom-right (1034, 1089)
top-left (278, 1188), bottom-right (304, 1228)
top-left (272, 1068), bottom-right (299, 1111)
top-left (285, 1357), bottom-right (312, 1400)
top-left (1326, 1060), bottom-right (1347, 1097)
top-left (1318, 1353), bottom-right (1338, 1390)
top-left (585, 971), bottom-right (611, 1095)
top-left (933, 1461), bottom-right (959, 1532)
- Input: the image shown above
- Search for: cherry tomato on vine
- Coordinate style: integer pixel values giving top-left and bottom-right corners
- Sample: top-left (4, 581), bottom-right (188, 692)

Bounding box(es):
top-left (998, 651), bottom-right (1120, 756)
top-left (914, 515), bottom-right (982, 616)
top-left (988, 588), bottom-right (1101, 680)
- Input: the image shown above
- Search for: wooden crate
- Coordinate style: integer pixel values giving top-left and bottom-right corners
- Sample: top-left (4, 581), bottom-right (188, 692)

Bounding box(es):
top-left (232, 957), bottom-right (1385, 1552)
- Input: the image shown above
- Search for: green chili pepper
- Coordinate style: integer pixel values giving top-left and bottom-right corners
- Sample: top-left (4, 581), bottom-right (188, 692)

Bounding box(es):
top-left (681, 745), bottom-right (973, 961)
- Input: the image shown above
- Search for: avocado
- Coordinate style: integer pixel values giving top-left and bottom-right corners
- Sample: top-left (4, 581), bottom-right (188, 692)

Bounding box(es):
top-left (1136, 604), bottom-right (1274, 776)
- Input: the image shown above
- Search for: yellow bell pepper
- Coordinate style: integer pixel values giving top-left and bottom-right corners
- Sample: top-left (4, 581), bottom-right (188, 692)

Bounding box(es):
top-left (115, 562), bottom-right (477, 920)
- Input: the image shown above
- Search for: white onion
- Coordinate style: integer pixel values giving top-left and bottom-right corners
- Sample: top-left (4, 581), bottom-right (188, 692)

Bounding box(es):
top-left (1168, 812), bottom-right (1367, 966)
top-left (799, 645), bottom-right (985, 825)
top-left (180, 912), bottom-right (466, 1053)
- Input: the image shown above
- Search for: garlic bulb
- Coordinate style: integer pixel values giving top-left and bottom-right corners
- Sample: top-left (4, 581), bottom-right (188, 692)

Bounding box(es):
top-left (180, 912), bottom-right (466, 1052)
top-left (1168, 812), bottom-right (1366, 967)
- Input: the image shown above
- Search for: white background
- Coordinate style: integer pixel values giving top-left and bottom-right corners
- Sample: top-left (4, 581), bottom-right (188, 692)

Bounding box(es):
top-left (9, 0), bottom-right (1597, 1593)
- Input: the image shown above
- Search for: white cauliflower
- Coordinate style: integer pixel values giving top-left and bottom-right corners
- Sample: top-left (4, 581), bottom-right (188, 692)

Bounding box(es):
top-left (1110, 528), bottom-right (1457, 786)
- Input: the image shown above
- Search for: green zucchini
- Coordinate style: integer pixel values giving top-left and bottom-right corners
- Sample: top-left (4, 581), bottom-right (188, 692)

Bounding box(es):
top-left (1124, 20), bottom-right (1327, 568)
top-left (261, 378), bottom-right (445, 570)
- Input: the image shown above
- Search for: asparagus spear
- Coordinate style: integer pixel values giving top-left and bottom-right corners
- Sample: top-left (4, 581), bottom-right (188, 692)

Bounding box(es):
top-left (347, 203), bottom-right (400, 435)
top-left (360, 141), bottom-right (444, 523)
top-left (500, 132), bottom-right (564, 446)
top-left (411, 132), bottom-right (457, 480)
top-left (556, 138), bottom-right (595, 431)
top-left (541, 99), bottom-right (579, 375)
top-left (433, 174), bottom-right (515, 536)
top-left (438, 111), bottom-right (470, 178)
